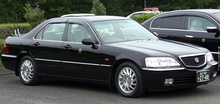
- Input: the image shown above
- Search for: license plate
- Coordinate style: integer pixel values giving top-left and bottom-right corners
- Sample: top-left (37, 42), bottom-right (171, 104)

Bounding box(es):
top-left (196, 71), bottom-right (210, 82)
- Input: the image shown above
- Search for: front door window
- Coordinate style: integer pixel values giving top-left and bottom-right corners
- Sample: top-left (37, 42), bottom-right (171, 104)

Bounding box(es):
top-left (188, 16), bottom-right (215, 31)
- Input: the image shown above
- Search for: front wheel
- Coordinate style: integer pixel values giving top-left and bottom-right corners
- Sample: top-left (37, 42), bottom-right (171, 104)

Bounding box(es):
top-left (115, 62), bottom-right (145, 97)
top-left (18, 56), bottom-right (39, 85)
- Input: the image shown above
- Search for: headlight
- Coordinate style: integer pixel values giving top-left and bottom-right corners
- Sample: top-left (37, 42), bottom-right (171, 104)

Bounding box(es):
top-left (206, 51), bottom-right (213, 62)
top-left (145, 57), bottom-right (180, 67)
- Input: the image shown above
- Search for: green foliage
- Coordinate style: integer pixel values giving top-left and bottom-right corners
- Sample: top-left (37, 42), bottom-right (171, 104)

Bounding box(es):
top-left (103, 0), bottom-right (142, 16)
top-left (24, 3), bottom-right (45, 28)
top-left (0, 0), bottom-right (220, 24)
top-left (0, 38), bottom-right (5, 67)
top-left (0, 23), bottom-right (30, 28)
top-left (104, 0), bottom-right (123, 16)
top-left (0, 26), bottom-right (32, 38)
top-left (0, 0), bottom-right (26, 23)
top-left (91, 0), bottom-right (106, 15)
top-left (0, 39), bottom-right (4, 54)
top-left (131, 13), bottom-right (157, 23)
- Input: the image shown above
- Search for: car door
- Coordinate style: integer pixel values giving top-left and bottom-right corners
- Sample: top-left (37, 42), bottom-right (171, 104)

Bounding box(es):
top-left (61, 21), bottom-right (107, 80)
top-left (184, 14), bottom-right (219, 52)
top-left (30, 22), bottom-right (67, 75)
top-left (149, 15), bottom-right (187, 42)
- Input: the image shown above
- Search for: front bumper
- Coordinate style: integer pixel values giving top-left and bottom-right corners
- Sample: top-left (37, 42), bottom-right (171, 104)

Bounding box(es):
top-left (142, 61), bottom-right (218, 91)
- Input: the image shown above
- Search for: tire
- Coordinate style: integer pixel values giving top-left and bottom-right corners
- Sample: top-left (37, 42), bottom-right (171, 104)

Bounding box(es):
top-left (115, 62), bottom-right (145, 97)
top-left (18, 56), bottom-right (39, 85)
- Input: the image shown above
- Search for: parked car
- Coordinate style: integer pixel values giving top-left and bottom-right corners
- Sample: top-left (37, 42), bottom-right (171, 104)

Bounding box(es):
top-left (1, 14), bottom-right (218, 97)
top-left (142, 9), bottom-right (220, 62)
top-left (127, 11), bottom-right (152, 18)
top-left (144, 7), bottom-right (161, 14)
top-left (127, 10), bottom-right (161, 19)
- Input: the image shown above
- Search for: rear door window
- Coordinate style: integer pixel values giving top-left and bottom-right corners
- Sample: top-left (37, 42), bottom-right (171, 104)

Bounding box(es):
top-left (151, 18), bottom-right (162, 28)
top-left (35, 23), bottom-right (66, 41)
top-left (161, 16), bottom-right (185, 29)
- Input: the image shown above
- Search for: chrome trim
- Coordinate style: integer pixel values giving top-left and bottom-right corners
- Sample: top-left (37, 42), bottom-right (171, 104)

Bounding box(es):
top-left (179, 53), bottom-right (206, 58)
top-left (211, 52), bottom-right (220, 55)
top-left (100, 64), bottom-right (111, 67)
top-left (62, 61), bottom-right (99, 66)
top-left (62, 61), bottom-right (111, 67)
top-left (142, 67), bottom-right (185, 71)
top-left (185, 35), bottom-right (193, 38)
top-left (1, 54), bottom-right (17, 58)
top-left (63, 41), bottom-right (84, 44)
top-left (149, 27), bottom-right (207, 32)
top-left (35, 58), bottom-right (61, 62)
top-left (63, 41), bottom-right (101, 47)
top-left (33, 39), bottom-right (64, 42)
top-left (35, 58), bottom-right (111, 67)
top-left (179, 53), bottom-right (206, 68)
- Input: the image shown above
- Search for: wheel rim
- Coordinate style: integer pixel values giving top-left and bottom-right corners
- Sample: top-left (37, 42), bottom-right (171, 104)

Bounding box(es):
top-left (20, 60), bottom-right (34, 82)
top-left (118, 67), bottom-right (137, 94)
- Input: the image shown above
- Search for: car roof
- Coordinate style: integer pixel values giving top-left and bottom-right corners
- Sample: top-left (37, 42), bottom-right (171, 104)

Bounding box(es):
top-left (165, 9), bottom-right (220, 14)
top-left (59, 15), bottom-right (128, 22)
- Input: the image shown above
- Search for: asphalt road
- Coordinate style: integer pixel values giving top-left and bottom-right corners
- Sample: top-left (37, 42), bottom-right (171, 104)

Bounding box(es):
top-left (1, 67), bottom-right (220, 104)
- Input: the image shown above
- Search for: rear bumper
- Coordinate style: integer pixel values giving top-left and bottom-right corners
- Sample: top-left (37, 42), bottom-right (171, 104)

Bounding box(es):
top-left (142, 61), bottom-right (218, 91)
top-left (1, 54), bottom-right (17, 71)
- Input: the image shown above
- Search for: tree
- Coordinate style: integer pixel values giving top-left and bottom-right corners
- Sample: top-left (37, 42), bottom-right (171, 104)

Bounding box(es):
top-left (23, 3), bottom-right (45, 27)
top-left (104, 0), bottom-right (123, 16)
top-left (195, 0), bottom-right (218, 8)
top-left (91, 0), bottom-right (106, 15)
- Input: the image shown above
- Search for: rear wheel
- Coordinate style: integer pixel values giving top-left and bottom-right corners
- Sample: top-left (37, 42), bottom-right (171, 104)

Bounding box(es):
top-left (18, 56), bottom-right (39, 85)
top-left (115, 62), bottom-right (145, 97)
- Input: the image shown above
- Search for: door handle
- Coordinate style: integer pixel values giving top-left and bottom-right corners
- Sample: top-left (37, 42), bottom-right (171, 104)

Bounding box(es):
top-left (33, 42), bottom-right (40, 46)
top-left (63, 45), bottom-right (72, 49)
top-left (185, 35), bottom-right (194, 38)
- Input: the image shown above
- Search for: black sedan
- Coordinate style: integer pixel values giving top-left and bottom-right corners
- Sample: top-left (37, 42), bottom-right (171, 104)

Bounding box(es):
top-left (142, 9), bottom-right (220, 61)
top-left (1, 15), bottom-right (218, 97)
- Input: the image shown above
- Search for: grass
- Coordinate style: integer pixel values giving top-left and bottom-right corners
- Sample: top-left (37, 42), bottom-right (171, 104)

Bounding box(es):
top-left (0, 23), bottom-right (30, 28)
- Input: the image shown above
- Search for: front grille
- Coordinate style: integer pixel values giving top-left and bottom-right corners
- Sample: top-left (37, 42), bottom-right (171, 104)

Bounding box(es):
top-left (180, 54), bottom-right (206, 68)
top-left (173, 77), bottom-right (195, 84)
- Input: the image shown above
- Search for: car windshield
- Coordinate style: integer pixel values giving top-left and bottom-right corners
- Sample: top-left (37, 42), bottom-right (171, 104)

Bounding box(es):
top-left (92, 19), bottom-right (158, 43)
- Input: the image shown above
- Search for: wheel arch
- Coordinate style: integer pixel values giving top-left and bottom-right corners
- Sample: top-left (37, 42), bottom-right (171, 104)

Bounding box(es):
top-left (109, 58), bottom-right (142, 90)
top-left (15, 51), bottom-right (33, 76)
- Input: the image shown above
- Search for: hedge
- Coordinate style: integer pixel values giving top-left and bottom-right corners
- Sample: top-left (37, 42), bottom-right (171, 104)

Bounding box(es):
top-left (131, 13), bottom-right (157, 23)
top-left (0, 26), bottom-right (32, 38)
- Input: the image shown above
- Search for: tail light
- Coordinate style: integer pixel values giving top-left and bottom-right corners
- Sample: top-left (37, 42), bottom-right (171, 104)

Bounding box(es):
top-left (3, 43), bottom-right (9, 54)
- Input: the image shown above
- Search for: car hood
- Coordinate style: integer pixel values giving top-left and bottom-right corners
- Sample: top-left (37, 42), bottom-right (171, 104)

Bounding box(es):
top-left (108, 39), bottom-right (208, 57)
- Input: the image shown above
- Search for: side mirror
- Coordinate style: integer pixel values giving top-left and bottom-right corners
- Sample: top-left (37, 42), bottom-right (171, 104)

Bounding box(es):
top-left (82, 38), bottom-right (98, 49)
top-left (207, 27), bottom-right (219, 37)
top-left (207, 27), bottom-right (218, 33)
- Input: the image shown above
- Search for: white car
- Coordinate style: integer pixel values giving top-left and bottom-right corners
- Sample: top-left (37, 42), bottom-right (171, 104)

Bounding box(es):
top-left (127, 11), bottom-right (161, 18)
top-left (127, 11), bottom-right (152, 18)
